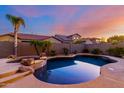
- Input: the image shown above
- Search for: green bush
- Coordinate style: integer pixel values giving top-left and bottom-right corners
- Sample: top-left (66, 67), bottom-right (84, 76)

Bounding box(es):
top-left (73, 40), bottom-right (82, 44)
top-left (63, 48), bottom-right (69, 55)
top-left (82, 48), bottom-right (89, 53)
top-left (50, 50), bottom-right (56, 56)
top-left (73, 50), bottom-right (77, 54)
top-left (91, 48), bottom-right (102, 54)
top-left (107, 47), bottom-right (124, 57)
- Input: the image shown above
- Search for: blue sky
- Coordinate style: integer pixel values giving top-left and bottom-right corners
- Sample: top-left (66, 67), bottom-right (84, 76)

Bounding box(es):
top-left (0, 5), bottom-right (124, 37)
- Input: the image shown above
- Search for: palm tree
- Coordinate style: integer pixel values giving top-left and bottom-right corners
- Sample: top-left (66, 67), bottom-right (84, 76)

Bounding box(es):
top-left (30, 40), bottom-right (43, 56)
top-left (6, 14), bottom-right (25, 57)
top-left (30, 40), bottom-right (52, 56)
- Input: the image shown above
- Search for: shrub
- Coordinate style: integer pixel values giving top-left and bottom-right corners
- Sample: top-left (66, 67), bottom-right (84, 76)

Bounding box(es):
top-left (73, 50), bottom-right (77, 54)
top-left (73, 40), bottom-right (82, 44)
top-left (50, 50), bottom-right (56, 56)
top-left (82, 48), bottom-right (89, 53)
top-left (91, 48), bottom-right (102, 54)
top-left (63, 48), bottom-right (69, 55)
top-left (107, 47), bottom-right (124, 57)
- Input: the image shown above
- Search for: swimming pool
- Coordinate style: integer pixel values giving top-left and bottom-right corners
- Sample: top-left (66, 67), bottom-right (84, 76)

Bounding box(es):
top-left (34, 55), bottom-right (113, 84)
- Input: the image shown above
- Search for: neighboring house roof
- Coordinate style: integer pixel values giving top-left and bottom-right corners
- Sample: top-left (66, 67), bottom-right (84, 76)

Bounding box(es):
top-left (67, 33), bottom-right (81, 38)
top-left (0, 33), bottom-right (51, 41)
top-left (54, 35), bottom-right (72, 43)
top-left (54, 33), bottom-right (82, 43)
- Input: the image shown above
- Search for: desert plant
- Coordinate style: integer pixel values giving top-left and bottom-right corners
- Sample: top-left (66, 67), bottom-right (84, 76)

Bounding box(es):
top-left (82, 48), bottom-right (89, 53)
top-left (6, 14), bottom-right (25, 57)
top-left (73, 50), bottom-right (77, 54)
top-left (91, 48), bottom-right (102, 54)
top-left (50, 50), bottom-right (56, 56)
top-left (63, 48), bottom-right (69, 55)
top-left (107, 47), bottom-right (124, 57)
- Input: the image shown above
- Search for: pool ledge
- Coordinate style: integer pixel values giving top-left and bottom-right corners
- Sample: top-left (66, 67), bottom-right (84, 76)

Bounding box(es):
top-left (3, 53), bottom-right (124, 88)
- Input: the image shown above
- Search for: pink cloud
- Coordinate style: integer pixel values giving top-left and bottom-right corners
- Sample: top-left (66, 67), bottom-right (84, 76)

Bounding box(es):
top-left (61, 6), bottom-right (124, 37)
top-left (8, 6), bottom-right (124, 37)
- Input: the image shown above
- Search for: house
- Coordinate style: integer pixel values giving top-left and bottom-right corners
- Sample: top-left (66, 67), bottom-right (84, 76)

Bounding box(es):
top-left (54, 33), bottom-right (82, 43)
top-left (67, 33), bottom-right (81, 41)
top-left (82, 38), bottom-right (101, 44)
top-left (0, 33), bottom-right (61, 43)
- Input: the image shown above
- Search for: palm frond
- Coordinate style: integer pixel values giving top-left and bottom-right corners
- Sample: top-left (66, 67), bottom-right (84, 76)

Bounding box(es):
top-left (6, 14), bottom-right (25, 28)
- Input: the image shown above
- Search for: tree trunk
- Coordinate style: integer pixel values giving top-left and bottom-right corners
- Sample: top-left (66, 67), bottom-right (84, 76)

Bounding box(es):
top-left (14, 28), bottom-right (18, 57)
top-left (34, 44), bottom-right (39, 56)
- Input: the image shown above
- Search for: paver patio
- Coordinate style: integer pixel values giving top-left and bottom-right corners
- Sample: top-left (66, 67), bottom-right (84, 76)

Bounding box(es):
top-left (0, 59), bottom-right (20, 77)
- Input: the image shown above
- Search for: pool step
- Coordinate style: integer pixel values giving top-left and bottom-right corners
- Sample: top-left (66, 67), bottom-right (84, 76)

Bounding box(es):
top-left (0, 68), bottom-right (19, 79)
top-left (0, 71), bottom-right (31, 85)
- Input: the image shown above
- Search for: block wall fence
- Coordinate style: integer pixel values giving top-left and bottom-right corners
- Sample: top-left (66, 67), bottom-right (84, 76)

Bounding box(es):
top-left (0, 41), bottom-right (124, 58)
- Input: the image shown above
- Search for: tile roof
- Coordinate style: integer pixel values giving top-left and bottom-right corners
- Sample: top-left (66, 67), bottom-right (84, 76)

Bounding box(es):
top-left (67, 33), bottom-right (81, 37)
top-left (0, 33), bottom-right (51, 40)
top-left (54, 35), bottom-right (72, 43)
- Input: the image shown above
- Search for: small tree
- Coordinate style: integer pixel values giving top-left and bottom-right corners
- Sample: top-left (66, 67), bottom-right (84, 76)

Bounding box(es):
top-left (30, 40), bottom-right (43, 56)
top-left (30, 40), bottom-right (52, 56)
top-left (107, 35), bottom-right (124, 43)
top-left (41, 41), bottom-right (52, 55)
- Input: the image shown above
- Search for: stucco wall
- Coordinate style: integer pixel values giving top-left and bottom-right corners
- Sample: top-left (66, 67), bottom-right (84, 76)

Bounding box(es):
top-left (0, 36), bottom-right (14, 42)
top-left (0, 35), bottom-right (21, 42)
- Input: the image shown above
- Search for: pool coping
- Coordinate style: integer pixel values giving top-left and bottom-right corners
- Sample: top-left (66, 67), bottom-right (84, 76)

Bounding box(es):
top-left (3, 53), bottom-right (124, 88)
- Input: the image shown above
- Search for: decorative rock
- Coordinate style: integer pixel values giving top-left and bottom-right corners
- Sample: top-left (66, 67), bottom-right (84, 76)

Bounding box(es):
top-left (21, 58), bottom-right (35, 66)
top-left (40, 56), bottom-right (47, 60)
top-left (18, 66), bottom-right (34, 73)
top-left (7, 55), bottom-right (16, 59)
top-left (40, 52), bottom-right (46, 57)
top-left (40, 52), bottom-right (47, 60)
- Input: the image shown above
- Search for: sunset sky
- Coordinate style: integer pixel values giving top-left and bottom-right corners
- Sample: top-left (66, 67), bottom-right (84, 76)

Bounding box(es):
top-left (0, 5), bottom-right (124, 38)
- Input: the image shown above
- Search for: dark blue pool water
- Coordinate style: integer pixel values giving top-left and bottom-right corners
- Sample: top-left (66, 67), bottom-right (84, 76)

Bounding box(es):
top-left (34, 55), bottom-right (112, 84)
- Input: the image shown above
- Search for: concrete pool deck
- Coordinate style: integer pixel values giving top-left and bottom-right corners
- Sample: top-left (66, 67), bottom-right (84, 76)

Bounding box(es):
top-left (1, 54), bottom-right (124, 88)
top-left (0, 59), bottom-right (21, 78)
